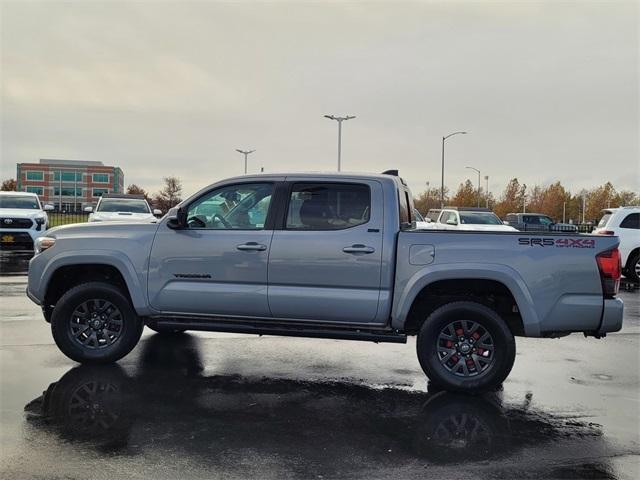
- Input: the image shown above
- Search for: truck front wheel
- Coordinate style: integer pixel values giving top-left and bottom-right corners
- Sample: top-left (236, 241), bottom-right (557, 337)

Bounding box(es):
top-left (51, 282), bottom-right (143, 364)
top-left (416, 301), bottom-right (516, 393)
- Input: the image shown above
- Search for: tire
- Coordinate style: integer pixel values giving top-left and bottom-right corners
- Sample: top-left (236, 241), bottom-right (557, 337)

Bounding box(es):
top-left (51, 282), bottom-right (143, 364)
top-left (626, 251), bottom-right (640, 283)
top-left (416, 301), bottom-right (516, 393)
top-left (145, 322), bottom-right (187, 335)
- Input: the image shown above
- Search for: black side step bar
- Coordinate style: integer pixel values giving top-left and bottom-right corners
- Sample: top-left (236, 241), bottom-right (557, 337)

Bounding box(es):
top-left (153, 319), bottom-right (408, 344)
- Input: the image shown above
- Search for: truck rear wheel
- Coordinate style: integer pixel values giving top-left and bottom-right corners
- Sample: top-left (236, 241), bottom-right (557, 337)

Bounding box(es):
top-left (416, 301), bottom-right (516, 393)
top-left (51, 282), bottom-right (143, 364)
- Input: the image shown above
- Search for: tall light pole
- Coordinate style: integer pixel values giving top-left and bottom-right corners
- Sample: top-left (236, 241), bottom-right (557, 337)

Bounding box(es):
top-left (484, 175), bottom-right (489, 208)
top-left (235, 149), bottom-right (255, 174)
top-left (324, 115), bottom-right (356, 171)
top-left (466, 166), bottom-right (481, 207)
top-left (441, 131), bottom-right (467, 207)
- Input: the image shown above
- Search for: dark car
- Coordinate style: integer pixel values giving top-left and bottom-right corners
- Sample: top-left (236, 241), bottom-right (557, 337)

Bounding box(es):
top-left (504, 213), bottom-right (578, 232)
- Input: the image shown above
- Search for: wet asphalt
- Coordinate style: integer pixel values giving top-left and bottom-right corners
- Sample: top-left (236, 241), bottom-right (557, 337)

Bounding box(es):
top-left (0, 255), bottom-right (638, 479)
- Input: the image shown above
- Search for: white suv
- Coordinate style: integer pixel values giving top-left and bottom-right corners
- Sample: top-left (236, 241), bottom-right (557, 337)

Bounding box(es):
top-left (86, 194), bottom-right (162, 223)
top-left (593, 206), bottom-right (640, 282)
top-left (0, 192), bottom-right (54, 252)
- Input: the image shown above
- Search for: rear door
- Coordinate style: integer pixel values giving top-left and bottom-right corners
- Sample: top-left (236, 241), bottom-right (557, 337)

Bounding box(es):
top-left (267, 179), bottom-right (385, 324)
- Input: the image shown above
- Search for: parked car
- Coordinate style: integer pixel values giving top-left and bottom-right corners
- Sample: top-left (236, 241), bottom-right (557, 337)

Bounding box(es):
top-left (504, 213), bottom-right (578, 233)
top-left (435, 207), bottom-right (518, 232)
top-left (27, 171), bottom-right (623, 393)
top-left (426, 208), bottom-right (441, 222)
top-left (0, 191), bottom-right (53, 252)
top-left (86, 194), bottom-right (162, 223)
top-left (593, 206), bottom-right (639, 282)
top-left (412, 208), bottom-right (434, 229)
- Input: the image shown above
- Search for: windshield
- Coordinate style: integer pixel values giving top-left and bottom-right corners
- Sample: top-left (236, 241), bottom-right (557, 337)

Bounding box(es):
top-left (459, 212), bottom-right (503, 225)
top-left (597, 212), bottom-right (613, 228)
top-left (0, 195), bottom-right (40, 209)
top-left (97, 199), bottom-right (150, 213)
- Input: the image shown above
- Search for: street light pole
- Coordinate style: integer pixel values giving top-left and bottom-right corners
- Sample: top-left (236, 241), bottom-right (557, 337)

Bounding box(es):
top-left (466, 166), bottom-right (481, 208)
top-left (441, 131), bottom-right (467, 207)
top-left (235, 149), bottom-right (255, 174)
top-left (484, 175), bottom-right (489, 208)
top-left (324, 115), bottom-right (356, 171)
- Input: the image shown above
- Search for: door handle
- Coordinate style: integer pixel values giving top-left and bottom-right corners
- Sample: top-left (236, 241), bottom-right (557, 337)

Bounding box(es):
top-left (343, 244), bottom-right (375, 254)
top-left (236, 242), bottom-right (267, 251)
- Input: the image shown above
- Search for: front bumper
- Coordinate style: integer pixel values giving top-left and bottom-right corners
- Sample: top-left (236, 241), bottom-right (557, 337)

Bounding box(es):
top-left (597, 297), bottom-right (624, 336)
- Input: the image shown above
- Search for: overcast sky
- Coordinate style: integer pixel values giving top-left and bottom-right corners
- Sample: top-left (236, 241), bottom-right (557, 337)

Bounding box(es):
top-left (1, 0), bottom-right (638, 198)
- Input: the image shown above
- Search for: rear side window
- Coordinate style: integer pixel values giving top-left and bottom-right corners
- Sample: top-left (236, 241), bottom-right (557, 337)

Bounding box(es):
top-left (597, 212), bottom-right (613, 228)
top-left (620, 213), bottom-right (639, 229)
top-left (286, 183), bottom-right (370, 230)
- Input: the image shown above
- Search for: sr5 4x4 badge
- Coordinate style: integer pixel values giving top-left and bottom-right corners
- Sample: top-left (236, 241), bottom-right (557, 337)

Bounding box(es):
top-left (519, 238), bottom-right (595, 248)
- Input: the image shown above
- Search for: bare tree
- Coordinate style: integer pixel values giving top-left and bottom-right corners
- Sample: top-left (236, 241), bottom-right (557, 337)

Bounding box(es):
top-left (153, 176), bottom-right (183, 212)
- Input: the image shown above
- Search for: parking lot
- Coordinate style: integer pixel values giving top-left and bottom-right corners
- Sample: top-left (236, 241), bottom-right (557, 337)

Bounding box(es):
top-left (0, 256), bottom-right (638, 479)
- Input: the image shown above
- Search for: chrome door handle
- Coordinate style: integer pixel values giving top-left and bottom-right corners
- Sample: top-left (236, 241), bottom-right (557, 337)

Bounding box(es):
top-left (343, 244), bottom-right (375, 254)
top-left (236, 242), bottom-right (267, 251)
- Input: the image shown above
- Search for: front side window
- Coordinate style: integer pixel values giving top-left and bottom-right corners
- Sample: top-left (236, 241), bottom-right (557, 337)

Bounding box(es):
top-left (620, 213), bottom-right (639, 229)
top-left (97, 199), bottom-right (150, 213)
top-left (186, 183), bottom-right (273, 230)
top-left (285, 183), bottom-right (370, 230)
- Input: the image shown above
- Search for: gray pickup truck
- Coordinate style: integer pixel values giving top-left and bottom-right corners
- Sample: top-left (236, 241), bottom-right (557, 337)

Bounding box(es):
top-left (27, 172), bottom-right (624, 392)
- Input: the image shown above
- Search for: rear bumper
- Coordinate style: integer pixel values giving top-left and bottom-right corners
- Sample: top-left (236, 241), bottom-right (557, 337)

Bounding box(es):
top-left (597, 297), bottom-right (624, 335)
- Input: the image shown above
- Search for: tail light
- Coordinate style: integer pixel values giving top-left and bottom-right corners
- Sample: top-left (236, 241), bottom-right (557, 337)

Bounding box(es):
top-left (596, 249), bottom-right (621, 298)
top-left (596, 230), bottom-right (615, 236)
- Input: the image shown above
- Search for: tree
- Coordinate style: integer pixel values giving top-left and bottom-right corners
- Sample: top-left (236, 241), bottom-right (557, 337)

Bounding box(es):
top-left (126, 184), bottom-right (153, 205)
top-left (414, 186), bottom-right (448, 215)
top-left (1, 178), bottom-right (17, 191)
top-left (153, 176), bottom-right (183, 212)
top-left (450, 180), bottom-right (478, 207)
top-left (494, 178), bottom-right (526, 219)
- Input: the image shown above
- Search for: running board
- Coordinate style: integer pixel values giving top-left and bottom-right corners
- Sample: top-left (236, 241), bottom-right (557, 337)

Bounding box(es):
top-left (152, 318), bottom-right (408, 344)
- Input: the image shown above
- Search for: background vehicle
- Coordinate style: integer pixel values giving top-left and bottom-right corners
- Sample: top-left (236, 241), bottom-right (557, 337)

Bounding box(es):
top-left (435, 207), bottom-right (517, 232)
top-left (86, 194), bottom-right (162, 223)
top-left (504, 213), bottom-right (578, 233)
top-left (0, 191), bottom-right (53, 252)
top-left (413, 208), bottom-right (434, 229)
top-left (27, 172), bottom-right (623, 393)
top-left (426, 209), bottom-right (441, 222)
top-left (593, 206), bottom-right (639, 282)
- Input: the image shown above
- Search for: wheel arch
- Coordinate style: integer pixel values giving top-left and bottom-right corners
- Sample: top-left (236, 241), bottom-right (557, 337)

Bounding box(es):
top-left (40, 251), bottom-right (151, 319)
top-left (392, 264), bottom-right (540, 337)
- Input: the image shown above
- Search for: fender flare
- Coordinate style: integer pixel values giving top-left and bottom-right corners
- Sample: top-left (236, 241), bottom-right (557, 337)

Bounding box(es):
top-left (40, 250), bottom-right (152, 316)
top-left (392, 263), bottom-right (541, 336)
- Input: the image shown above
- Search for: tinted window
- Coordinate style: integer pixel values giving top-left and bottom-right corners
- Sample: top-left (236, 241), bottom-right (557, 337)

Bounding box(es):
top-left (187, 183), bottom-right (273, 230)
top-left (459, 212), bottom-right (503, 225)
top-left (0, 196), bottom-right (39, 209)
top-left (620, 213), bottom-right (639, 229)
top-left (286, 183), bottom-right (370, 230)
top-left (505, 214), bottom-right (517, 223)
top-left (97, 199), bottom-right (150, 213)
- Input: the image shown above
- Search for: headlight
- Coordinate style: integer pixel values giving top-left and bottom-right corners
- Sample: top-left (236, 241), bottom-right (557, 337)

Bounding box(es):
top-left (35, 236), bottom-right (55, 254)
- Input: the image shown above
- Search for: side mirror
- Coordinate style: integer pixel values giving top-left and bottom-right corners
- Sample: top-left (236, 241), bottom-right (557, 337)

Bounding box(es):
top-left (43, 204), bottom-right (55, 211)
top-left (153, 209), bottom-right (163, 216)
top-left (166, 207), bottom-right (185, 229)
top-left (446, 219), bottom-right (458, 226)
top-left (84, 206), bottom-right (93, 213)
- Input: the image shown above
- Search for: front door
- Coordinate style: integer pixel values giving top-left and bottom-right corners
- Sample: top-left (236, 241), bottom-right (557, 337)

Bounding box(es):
top-left (148, 181), bottom-right (277, 317)
top-left (268, 180), bottom-right (384, 324)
